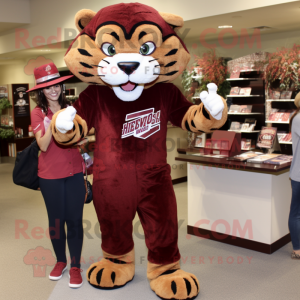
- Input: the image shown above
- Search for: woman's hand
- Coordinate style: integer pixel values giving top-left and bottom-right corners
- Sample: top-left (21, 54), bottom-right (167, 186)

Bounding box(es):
top-left (35, 124), bottom-right (53, 152)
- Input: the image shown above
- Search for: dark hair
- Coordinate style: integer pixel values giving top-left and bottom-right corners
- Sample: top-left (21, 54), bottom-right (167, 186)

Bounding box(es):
top-left (289, 107), bottom-right (300, 132)
top-left (36, 84), bottom-right (69, 115)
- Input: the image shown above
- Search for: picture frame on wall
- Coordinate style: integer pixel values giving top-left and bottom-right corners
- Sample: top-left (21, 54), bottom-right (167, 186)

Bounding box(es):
top-left (12, 84), bottom-right (30, 118)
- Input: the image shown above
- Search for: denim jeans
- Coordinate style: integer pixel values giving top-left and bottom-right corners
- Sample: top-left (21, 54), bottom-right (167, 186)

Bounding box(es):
top-left (289, 179), bottom-right (300, 250)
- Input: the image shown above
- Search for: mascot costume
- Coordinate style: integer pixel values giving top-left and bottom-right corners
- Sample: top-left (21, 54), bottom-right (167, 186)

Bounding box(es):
top-left (51, 3), bottom-right (227, 299)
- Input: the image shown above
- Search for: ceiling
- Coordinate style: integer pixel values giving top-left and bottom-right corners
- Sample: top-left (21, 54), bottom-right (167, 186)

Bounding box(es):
top-left (183, 1), bottom-right (300, 42)
top-left (1, 1), bottom-right (300, 64)
top-left (0, 46), bottom-right (67, 65)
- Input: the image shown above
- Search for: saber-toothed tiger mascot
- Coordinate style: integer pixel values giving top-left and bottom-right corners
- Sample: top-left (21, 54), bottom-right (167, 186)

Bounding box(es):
top-left (51, 3), bottom-right (227, 299)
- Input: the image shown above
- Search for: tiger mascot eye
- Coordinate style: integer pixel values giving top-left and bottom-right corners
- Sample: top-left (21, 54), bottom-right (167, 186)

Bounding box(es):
top-left (52, 3), bottom-right (227, 299)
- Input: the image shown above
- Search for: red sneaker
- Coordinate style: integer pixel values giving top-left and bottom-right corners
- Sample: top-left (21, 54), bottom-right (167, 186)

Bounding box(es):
top-left (49, 262), bottom-right (67, 280)
top-left (69, 267), bottom-right (83, 288)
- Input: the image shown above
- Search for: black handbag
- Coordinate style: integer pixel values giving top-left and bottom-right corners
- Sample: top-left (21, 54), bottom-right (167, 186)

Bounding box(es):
top-left (12, 139), bottom-right (40, 190)
top-left (83, 157), bottom-right (93, 204)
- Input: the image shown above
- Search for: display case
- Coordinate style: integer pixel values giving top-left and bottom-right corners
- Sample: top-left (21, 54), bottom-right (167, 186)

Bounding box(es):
top-left (0, 83), bottom-right (34, 159)
top-left (265, 90), bottom-right (296, 155)
top-left (226, 70), bottom-right (265, 151)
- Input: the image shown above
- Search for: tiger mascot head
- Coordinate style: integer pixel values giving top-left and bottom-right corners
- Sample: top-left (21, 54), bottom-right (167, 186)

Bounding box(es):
top-left (64, 2), bottom-right (190, 101)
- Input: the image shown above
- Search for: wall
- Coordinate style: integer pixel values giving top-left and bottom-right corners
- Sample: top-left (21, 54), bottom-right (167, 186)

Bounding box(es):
top-left (0, 0), bottom-right (297, 54)
top-left (185, 28), bottom-right (300, 67)
top-left (0, 0), bottom-right (30, 24)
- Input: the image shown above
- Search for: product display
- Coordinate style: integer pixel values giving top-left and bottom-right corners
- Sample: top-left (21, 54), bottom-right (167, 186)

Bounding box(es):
top-left (257, 127), bottom-right (277, 148)
top-left (247, 153), bottom-right (280, 163)
top-left (49, 4), bottom-right (228, 299)
top-left (280, 91), bottom-right (293, 99)
top-left (267, 109), bottom-right (294, 122)
top-left (263, 154), bottom-right (293, 165)
top-left (241, 138), bottom-right (252, 150)
top-left (239, 87), bottom-right (252, 96)
top-left (230, 121), bottom-right (241, 130)
top-left (194, 133), bottom-right (206, 148)
top-left (278, 132), bottom-right (292, 143)
top-left (229, 87), bottom-right (252, 96)
top-left (230, 67), bottom-right (240, 79)
top-left (268, 90), bottom-right (281, 99)
top-left (229, 105), bottom-right (252, 113)
top-left (1, 115), bottom-right (7, 126)
top-left (227, 151), bottom-right (262, 161)
top-left (230, 87), bottom-right (240, 95)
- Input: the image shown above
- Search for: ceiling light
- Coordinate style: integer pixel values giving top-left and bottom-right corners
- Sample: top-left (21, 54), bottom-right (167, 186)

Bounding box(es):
top-left (218, 25), bottom-right (233, 28)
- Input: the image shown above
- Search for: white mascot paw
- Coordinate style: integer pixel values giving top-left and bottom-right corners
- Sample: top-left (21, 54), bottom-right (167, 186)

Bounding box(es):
top-left (56, 106), bottom-right (76, 134)
top-left (200, 83), bottom-right (224, 120)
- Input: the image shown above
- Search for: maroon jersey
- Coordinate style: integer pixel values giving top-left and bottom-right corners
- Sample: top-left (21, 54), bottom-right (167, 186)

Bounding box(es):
top-left (73, 83), bottom-right (191, 181)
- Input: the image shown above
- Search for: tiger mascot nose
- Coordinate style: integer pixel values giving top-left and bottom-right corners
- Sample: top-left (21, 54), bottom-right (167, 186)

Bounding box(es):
top-left (117, 62), bottom-right (140, 75)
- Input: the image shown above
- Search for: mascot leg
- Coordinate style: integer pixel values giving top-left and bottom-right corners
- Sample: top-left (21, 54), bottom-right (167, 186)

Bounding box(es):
top-left (147, 261), bottom-right (199, 300)
top-left (138, 170), bottom-right (200, 299)
top-left (86, 249), bottom-right (135, 289)
top-left (86, 169), bottom-right (137, 289)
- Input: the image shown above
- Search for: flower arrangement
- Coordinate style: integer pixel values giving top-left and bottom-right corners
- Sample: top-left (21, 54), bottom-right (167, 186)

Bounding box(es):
top-left (256, 44), bottom-right (300, 91)
top-left (194, 50), bottom-right (231, 98)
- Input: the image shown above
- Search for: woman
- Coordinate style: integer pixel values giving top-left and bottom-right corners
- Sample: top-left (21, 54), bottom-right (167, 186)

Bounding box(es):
top-left (289, 94), bottom-right (300, 260)
top-left (28, 63), bottom-right (86, 287)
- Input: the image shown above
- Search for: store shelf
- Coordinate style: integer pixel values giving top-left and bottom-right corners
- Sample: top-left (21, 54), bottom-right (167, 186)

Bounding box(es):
top-left (228, 112), bottom-right (263, 115)
top-left (227, 95), bottom-right (262, 97)
top-left (279, 141), bottom-right (292, 144)
top-left (266, 99), bottom-right (295, 102)
top-left (265, 121), bottom-right (289, 124)
top-left (226, 78), bottom-right (263, 81)
top-left (228, 130), bottom-right (260, 133)
top-left (14, 136), bottom-right (35, 140)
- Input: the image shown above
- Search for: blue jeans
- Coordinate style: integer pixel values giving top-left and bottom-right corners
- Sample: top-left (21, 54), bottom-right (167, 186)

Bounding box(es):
top-left (289, 180), bottom-right (300, 250)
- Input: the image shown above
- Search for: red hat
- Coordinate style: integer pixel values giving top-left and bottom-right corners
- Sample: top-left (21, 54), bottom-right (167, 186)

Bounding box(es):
top-left (27, 63), bottom-right (73, 92)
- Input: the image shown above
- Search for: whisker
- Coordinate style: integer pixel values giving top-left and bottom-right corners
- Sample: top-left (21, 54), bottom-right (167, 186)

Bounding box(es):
top-left (97, 75), bottom-right (105, 77)
top-left (154, 65), bottom-right (160, 67)
top-left (149, 58), bottom-right (158, 63)
top-left (102, 59), bottom-right (110, 64)
top-left (154, 71), bottom-right (178, 76)
top-left (79, 72), bottom-right (95, 77)
top-left (91, 64), bottom-right (104, 68)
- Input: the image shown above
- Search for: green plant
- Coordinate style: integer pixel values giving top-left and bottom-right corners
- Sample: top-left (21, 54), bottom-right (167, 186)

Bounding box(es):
top-left (0, 128), bottom-right (15, 139)
top-left (0, 97), bottom-right (12, 115)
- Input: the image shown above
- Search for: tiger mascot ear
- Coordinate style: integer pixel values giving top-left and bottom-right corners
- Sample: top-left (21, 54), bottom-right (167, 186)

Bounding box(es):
top-left (158, 12), bottom-right (184, 31)
top-left (74, 9), bottom-right (96, 32)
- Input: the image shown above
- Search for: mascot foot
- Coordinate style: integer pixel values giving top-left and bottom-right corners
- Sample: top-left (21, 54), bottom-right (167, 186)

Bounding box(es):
top-left (147, 261), bottom-right (199, 300)
top-left (87, 248), bottom-right (135, 289)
